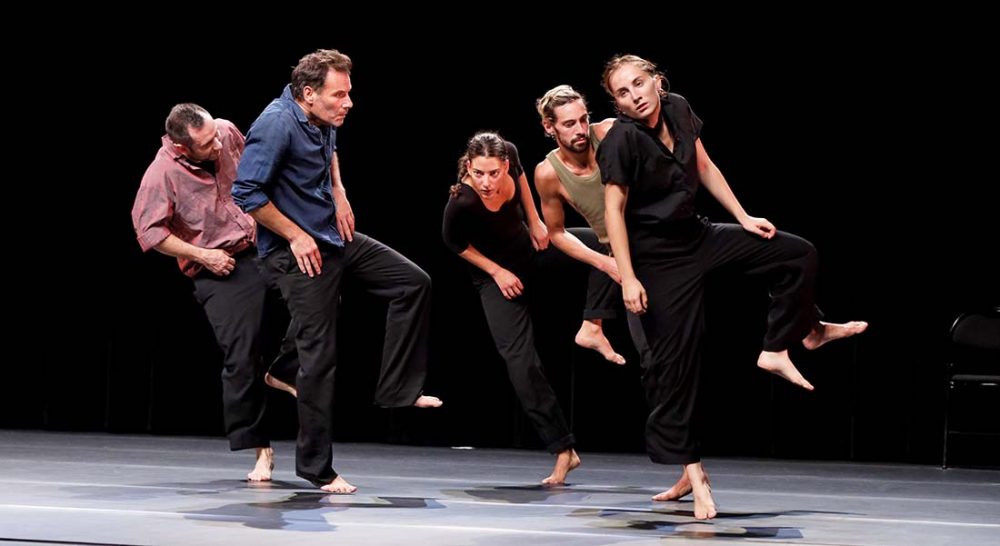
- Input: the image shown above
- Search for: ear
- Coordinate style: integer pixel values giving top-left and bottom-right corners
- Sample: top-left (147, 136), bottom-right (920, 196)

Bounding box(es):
top-left (541, 119), bottom-right (554, 135)
top-left (173, 142), bottom-right (190, 156)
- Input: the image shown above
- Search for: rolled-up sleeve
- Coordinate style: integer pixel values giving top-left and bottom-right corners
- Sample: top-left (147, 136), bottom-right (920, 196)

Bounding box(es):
top-left (132, 166), bottom-right (175, 252)
top-left (233, 111), bottom-right (289, 213)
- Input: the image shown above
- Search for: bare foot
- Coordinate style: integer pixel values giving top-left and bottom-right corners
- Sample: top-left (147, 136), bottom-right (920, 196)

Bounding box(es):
top-left (652, 468), bottom-right (692, 501)
top-left (575, 320), bottom-right (626, 365)
top-left (758, 350), bottom-right (814, 391)
top-left (542, 448), bottom-right (581, 485)
top-left (264, 373), bottom-right (297, 398)
top-left (320, 475), bottom-right (357, 494)
top-left (803, 321), bottom-right (869, 350)
top-left (413, 395), bottom-right (443, 408)
top-left (684, 462), bottom-right (717, 520)
top-left (247, 447), bottom-right (274, 482)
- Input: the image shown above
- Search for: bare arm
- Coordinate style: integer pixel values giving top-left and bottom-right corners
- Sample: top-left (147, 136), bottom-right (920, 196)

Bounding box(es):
top-left (534, 161), bottom-right (620, 282)
top-left (456, 244), bottom-right (524, 300)
top-left (331, 151), bottom-right (355, 242)
top-left (516, 171), bottom-right (549, 250)
top-left (249, 202), bottom-right (323, 277)
top-left (696, 138), bottom-right (775, 239)
top-left (153, 234), bottom-right (235, 277)
top-left (605, 183), bottom-right (647, 314)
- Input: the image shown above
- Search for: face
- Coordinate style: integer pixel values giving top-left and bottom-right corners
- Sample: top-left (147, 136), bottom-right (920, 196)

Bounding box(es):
top-left (546, 100), bottom-right (591, 153)
top-left (302, 69), bottom-right (353, 127)
top-left (179, 115), bottom-right (221, 162)
top-left (608, 62), bottom-right (662, 124)
top-left (466, 156), bottom-right (509, 199)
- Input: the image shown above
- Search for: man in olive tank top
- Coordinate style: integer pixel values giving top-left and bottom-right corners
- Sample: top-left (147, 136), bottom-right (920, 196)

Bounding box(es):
top-left (534, 85), bottom-right (697, 502)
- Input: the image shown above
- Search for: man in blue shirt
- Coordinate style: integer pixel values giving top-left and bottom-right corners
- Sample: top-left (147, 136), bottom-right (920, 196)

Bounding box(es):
top-left (233, 49), bottom-right (442, 493)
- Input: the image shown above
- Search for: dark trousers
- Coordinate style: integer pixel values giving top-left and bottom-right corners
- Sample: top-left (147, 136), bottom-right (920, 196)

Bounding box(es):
top-left (637, 223), bottom-right (819, 464)
top-left (263, 232), bottom-right (431, 485)
top-left (469, 227), bottom-right (620, 454)
top-left (193, 251), bottom-right (293, 451)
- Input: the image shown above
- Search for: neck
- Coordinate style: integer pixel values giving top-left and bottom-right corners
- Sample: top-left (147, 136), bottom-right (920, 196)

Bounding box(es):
top-left (294, 99), bottom-right (322, 126)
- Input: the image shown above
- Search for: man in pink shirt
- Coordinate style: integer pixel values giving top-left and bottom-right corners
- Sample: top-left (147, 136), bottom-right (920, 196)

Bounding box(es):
top-left (131, 103), bottom-right (295, 481)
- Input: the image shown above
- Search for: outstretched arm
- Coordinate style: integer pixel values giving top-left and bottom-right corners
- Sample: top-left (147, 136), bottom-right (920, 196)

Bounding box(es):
top-left (517, 172), bottom-right (549, 250)
top-left (696, 138), bottom-right (775, 239)
top-left (534, 162), bottom-right (619, 282)
top-left (605, 184), bottom-right (647, 314)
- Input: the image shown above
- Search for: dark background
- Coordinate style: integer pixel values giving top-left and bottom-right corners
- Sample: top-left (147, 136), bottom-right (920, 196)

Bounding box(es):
top-left (9, 24), bottom-right (997, 466)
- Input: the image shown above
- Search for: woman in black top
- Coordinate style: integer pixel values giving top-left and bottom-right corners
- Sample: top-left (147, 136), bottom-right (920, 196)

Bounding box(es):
top-left (599, 55), bottom-right (868, 519)
top-left (442, 131), bottom-right (588, 485)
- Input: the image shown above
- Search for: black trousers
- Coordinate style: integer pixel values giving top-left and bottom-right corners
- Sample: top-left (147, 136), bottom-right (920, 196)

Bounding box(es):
top-left (470, 226), bottom-right (625, 454)
top-left (636, 222), bottom-right (819, 464)
top-left (263, 232), bottom-right (431, 485)
top-left (192, 250), bottom-right (294, 451)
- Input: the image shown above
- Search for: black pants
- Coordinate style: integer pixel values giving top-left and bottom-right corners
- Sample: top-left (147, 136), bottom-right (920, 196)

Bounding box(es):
top-left (192, 250), bottom-right (294, 451)
top-left (636, 222), bottom-right (819, 464)
top-left (263, 232), bottom-right (431, 485)
top-left (471, 226), bottom-right (623, 454)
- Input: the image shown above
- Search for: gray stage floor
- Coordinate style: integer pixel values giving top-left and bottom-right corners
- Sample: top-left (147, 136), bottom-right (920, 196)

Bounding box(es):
top-left (0, 431), bottom-right (997, 545)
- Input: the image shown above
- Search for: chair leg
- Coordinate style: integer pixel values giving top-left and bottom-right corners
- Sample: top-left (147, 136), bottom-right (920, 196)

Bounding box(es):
top-left (942, 381), bottom-right (952, 469)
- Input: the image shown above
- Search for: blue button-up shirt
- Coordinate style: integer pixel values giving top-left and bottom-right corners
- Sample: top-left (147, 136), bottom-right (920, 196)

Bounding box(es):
top-left (233, 85), bottom-right (344, 257)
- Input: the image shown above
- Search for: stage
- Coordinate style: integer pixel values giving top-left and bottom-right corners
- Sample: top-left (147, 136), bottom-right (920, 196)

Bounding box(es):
top-left (1, 430), bottom-right (996, 545)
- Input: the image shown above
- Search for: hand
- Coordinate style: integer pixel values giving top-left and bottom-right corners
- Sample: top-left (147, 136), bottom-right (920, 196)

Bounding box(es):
top-left (333, 186), bottom-right (355, 242)
top-left (201, 248), bottom-right (236, 276)
top-left (290, 234), bottom-right (322, 277)
top-left (622, 278), bottom-right (648, 314)
top-left (739, 215), bottom-right (776, 239)
top-left (492, 268), bottom-right (524, 300)
top-left (598, 254), bottom-right (622, 284)
top-left (529, 221), bottom-right (549, 250)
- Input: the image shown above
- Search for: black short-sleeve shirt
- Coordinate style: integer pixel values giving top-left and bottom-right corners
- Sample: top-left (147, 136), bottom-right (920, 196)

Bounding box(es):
top-left (442, 141), bottom-right (532, 281)
top-left (597, 93), bottom-right (705, 249)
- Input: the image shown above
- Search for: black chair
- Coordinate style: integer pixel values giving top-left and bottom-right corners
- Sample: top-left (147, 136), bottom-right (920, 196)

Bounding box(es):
top-left (942, 307), bottom-right (1000, 468)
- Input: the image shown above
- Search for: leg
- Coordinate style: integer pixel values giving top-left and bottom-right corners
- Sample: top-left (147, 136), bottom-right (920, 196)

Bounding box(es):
top-left (636, 255), bottom-right (706, 467)
top-left (265, 320), bottom-right (299, 398)
top-left (192, 252), bottom-right (271, 478)
top-left (344, 233), bottom-right (440, 408)
top-left (477, 281), bottom-right (578, 483)
top-left (563, 228), bottom-right (626, 364)
top-left (263, 246), bottom-right (351, 490)
top-left (703, 224), bottom-right (823, 389)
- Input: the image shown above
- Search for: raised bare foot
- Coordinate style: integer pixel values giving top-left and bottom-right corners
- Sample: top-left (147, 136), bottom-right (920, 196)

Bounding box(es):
top-left (685, 462), bottom-right (717, 520)
top-left (413, 395), bottom-right (443, 408)
top-left (803, 321), bottom-right (869, 350)
top-left (320, 475), bottom-right (357, 494)
top-left (264, 372), bottom-right (297, 398)
top-left (542, 448), bottom-right (581, 485)
top-left (575, 320), bottom-right (626, 365)
top-left (758, 350), bottom-right (814, 391)
top-left (247, 447), bottom-right (274, 482)
top-left (652, 469), bottom-right (692, 501)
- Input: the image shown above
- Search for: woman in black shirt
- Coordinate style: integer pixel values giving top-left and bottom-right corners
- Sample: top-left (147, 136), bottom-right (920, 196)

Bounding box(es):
top-left (599, 55), bottom-right (868, 519)
top-left (442, 132), bottom-right (589, 485)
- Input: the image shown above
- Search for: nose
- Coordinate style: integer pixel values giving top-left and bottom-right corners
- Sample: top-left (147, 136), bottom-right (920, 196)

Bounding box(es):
top-left (212, 137), bottom-right (222, 151)
top-left (343, 94), bottom-right (353, 109)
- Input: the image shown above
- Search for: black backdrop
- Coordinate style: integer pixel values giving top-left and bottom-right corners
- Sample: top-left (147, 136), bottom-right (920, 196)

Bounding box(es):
top-left (9, 23), bottom-right (997, 466)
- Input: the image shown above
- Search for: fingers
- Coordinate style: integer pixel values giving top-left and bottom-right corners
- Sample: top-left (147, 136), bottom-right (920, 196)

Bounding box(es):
top-left (296, 251), bottom-right (323, 278)
top-left (338, 213), bottom-right (355, 242)
top-left (640, 288), bottom-right (648, 313)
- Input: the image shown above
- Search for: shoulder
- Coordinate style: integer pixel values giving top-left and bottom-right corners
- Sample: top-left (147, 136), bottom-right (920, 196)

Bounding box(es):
top-left (533, 156), bottom-right (560, 193)
top-left (215, 118), bottom-right (244, 141)
top-left (592, 118), bottom-right (616, 141)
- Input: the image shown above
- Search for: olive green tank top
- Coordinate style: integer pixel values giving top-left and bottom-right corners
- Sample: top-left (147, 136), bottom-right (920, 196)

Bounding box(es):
top-left (544, 128), bottom-right (608, 243)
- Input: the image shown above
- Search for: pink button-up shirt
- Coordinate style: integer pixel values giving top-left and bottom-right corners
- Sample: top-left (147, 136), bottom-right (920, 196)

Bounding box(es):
top-left (132, 119), bottom-right (256, 277)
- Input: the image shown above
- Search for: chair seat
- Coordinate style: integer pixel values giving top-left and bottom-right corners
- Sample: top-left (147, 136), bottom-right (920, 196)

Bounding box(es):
top-left (951, 374), bottom-right (1000, 384)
